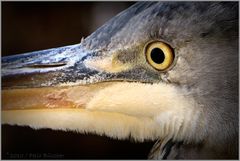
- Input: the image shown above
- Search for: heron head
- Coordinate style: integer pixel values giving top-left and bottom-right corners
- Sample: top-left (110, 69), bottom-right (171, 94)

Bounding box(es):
top-left (2, 2), bottom-right (238, 158)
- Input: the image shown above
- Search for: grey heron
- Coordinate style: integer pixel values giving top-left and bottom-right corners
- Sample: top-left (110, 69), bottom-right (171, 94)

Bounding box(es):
top-left (2, 2), bottom-right (238, 159)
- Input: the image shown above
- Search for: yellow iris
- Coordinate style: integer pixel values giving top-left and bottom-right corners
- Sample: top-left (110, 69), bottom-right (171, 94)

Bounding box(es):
top-left (145, 41), bottom-right (174, 71)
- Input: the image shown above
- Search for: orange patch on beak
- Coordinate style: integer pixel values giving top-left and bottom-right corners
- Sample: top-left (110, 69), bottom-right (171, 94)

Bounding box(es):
top-left (2, 82), bottom-right (114, 111)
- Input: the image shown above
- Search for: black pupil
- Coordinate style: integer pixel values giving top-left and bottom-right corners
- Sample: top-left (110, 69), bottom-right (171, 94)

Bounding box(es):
top-left (150, 48), bottom-right (165, 64)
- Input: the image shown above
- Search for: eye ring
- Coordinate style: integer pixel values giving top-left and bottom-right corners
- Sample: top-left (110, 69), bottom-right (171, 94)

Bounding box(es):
top-left (145, 41), bottom-right (174, 71)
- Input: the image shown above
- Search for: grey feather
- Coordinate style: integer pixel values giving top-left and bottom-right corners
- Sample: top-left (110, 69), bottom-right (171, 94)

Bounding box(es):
top-left (82, 2), bottom-right (238, 159)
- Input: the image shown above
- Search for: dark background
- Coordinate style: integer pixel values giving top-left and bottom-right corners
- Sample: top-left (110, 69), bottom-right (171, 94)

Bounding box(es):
top-left (2, 2), bottom-right (156, 159)
top-left (2, 2), bottom-right (134, 56)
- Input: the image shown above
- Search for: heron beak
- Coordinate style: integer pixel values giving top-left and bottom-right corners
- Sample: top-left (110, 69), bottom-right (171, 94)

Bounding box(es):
top-left (3, 44), bottom-right (102, 88)
top-left (1, 1), bottom-right (163, 140)
top-left (2, 43), bottom-right (115, 110)
top-left (2, 43), bottom-right (162, 141)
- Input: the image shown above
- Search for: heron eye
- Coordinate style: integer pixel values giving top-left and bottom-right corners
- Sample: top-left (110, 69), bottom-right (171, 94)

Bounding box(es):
top-left (145, 41), bottom-right (174, 71)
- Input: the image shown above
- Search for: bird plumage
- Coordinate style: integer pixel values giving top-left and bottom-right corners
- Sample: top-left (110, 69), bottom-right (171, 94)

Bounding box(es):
top-left (2, 2), bottom-right (238, 159)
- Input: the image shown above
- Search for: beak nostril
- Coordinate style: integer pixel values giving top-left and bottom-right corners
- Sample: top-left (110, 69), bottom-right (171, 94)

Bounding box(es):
top-left (25, 62), bottom-right (67, 68)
